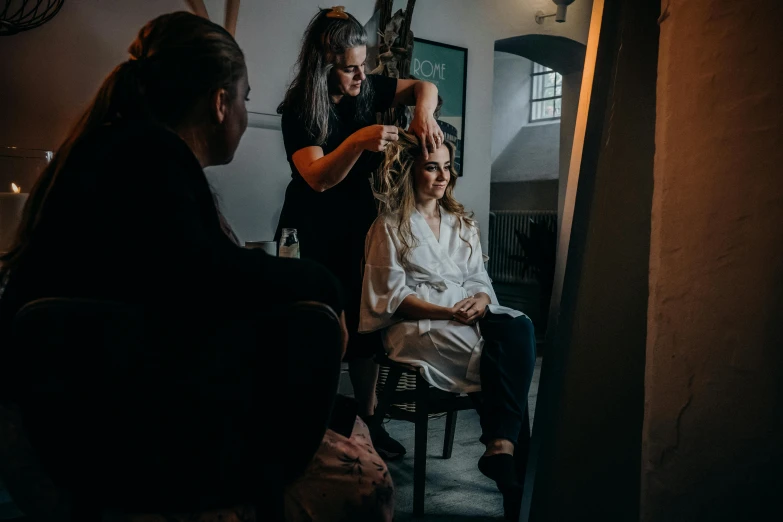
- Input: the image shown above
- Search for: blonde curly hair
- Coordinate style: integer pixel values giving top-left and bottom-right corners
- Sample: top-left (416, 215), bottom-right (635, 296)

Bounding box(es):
top-left (373, 128), bottom-right (475, 270)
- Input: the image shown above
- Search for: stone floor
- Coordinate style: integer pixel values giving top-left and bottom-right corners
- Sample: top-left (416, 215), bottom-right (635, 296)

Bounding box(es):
top-left (382, 356), bottom-right (542, 521)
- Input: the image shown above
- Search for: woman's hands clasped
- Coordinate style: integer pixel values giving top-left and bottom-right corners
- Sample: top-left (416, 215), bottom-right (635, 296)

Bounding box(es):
top-left (450, 293), bottom-right (491, 325)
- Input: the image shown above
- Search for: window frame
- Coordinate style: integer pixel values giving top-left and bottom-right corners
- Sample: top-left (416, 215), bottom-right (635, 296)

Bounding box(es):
top-left (529, 62), bottom-right (563, 123)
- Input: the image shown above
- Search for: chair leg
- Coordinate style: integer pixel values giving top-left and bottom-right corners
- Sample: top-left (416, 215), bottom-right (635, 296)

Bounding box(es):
top-left (442, 410), bottom-right (457, 459)
top-left (373, 365), bottom-right (402, 430)
top-left (413, 374), bottom-right (429, 517)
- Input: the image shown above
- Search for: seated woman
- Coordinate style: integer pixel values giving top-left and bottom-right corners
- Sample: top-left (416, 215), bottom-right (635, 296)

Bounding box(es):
top-left (360, 130), bottom-right (537, 520)
top-left (0, 11), bottom-right (391, 522)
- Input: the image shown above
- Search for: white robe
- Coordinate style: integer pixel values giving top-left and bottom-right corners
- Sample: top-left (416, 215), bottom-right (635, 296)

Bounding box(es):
top-left (359, 210), bottom-right (524, 393)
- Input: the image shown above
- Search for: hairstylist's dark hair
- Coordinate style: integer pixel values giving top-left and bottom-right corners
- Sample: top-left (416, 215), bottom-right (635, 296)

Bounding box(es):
top-left (277, 8), bottom-right (371, 145)
top-left (0, 11), bottom-right (245, 274)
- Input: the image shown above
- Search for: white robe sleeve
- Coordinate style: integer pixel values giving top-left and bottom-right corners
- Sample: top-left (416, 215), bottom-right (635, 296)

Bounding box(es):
top-left (359, 218), bottom-right (416, 333)
top-left (461, 225), bottom-right (524, 318)
top-left (461, 226), bottom-right (501, 305)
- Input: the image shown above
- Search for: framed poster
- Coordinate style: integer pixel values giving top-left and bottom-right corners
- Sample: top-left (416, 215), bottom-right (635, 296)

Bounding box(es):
top-left (410, 38), bottom-right (468, 176)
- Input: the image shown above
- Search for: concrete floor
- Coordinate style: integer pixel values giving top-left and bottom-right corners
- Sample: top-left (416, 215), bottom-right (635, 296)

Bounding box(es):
top-left (382, 357), bottom-right (542, 521)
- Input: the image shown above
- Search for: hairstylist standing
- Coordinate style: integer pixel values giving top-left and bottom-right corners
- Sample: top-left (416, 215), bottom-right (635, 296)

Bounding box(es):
top-left (276, 6), bottom-right (442, 459)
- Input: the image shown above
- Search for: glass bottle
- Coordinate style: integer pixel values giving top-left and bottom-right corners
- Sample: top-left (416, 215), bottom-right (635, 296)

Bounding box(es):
top-left (279, 227), bottom-right (300, 259)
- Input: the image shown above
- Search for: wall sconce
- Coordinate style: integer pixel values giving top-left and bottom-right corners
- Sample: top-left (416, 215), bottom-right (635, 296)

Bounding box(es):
top-left (535, 0), bottom-right (577, 24)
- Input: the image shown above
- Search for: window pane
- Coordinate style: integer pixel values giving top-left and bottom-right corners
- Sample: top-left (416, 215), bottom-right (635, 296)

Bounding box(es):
top-left (530, 63), bottom-right (563, 121)
top-left (533, 62), bottom-right (550, 74)
top-left (545, 100), bottom-right (555, 118)
top-left (532, 74), bottom-right (543, 99)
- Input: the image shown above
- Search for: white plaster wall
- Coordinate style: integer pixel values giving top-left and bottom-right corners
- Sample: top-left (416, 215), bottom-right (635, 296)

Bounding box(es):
top-left (0, 0), bottom-right (186, 149)
top-left (491, 53), bottom-right (534, 163)
top-left (205, 127), bottom-right (289, 241)
top-left (490, 52), bottom-right (560, 183)
top-left (492, 124), bottom-right (560, 182)
top-left (0, 0), bottom-right (592, 247)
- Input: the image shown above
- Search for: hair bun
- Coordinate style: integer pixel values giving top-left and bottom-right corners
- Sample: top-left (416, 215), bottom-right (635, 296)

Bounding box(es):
top-left (326, 6), bottom-right (349, 19)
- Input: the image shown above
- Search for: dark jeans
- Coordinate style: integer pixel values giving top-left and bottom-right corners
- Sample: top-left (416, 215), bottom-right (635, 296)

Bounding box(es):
top-left (473, 313), bottom-right (537, 449)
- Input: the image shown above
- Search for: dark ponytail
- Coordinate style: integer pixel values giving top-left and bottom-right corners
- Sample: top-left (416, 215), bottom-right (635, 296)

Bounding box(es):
top-left (0, 11), bottom-right (245, 274)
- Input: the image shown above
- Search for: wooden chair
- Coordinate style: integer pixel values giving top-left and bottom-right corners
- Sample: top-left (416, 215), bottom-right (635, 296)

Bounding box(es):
top-left (1, 298), bottom-right (343, 522)
top-left (373, 351), bottom-right (533, 518)
top-left (372, 352), bottom-right (478, 517)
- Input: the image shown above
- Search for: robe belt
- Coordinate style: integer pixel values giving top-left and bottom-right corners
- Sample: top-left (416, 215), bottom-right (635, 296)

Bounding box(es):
top-left (415, 280), bottom-right (452, 336)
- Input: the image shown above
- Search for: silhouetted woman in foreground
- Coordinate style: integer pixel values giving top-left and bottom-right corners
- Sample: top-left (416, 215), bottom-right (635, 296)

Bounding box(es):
top-left (0, 11), bottom-right (393, 522)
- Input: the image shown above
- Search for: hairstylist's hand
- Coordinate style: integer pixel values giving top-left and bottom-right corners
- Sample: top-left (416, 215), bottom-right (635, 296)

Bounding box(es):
top-left (339, 311), bottom-right (349, 360)
top-left (409, 110), bottom-right (444, 160)
top-left (351, 125), bottom-right (399, 152)
top-left (452, 293), bottom-right (491, 325)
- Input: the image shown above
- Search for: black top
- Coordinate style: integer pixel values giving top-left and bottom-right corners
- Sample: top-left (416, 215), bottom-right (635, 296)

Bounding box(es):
top-left (0, 120), bottom-right (347, 511)
top-left (276, 75), bottom-right (397, 357)
top-left (0, 120), bottom-right (344, 333)
top-left (281, 74), bottom-right (398, 179)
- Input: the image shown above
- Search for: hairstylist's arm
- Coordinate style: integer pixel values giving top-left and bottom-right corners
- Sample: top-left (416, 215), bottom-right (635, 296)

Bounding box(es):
top-left (292, 125), bottom-right (399, 192)
top-left (338, 311), bottom-right (349, 359)
top-left (394, 79), bottom-right (442, 159)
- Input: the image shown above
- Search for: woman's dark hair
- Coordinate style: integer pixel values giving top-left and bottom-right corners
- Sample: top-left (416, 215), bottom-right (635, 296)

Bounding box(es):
top-left (0, 11), bottom-right (246, 274)
top-left (277, 8), bottom-right (372, 145)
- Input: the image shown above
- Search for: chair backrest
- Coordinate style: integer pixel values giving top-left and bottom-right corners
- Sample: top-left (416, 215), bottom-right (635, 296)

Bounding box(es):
top-left (7, 298), bottom-right (144, 399)
top-left (280, 300), bottom-right (342, 482)
top-left (2, 297), bottom-right (343, 516)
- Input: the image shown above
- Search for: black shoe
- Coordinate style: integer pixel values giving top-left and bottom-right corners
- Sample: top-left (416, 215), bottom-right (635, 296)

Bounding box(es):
top-left (478, 454), bottom-right (523, 521)
top-left (365, 416), bottom-right (407, 460)
top-left (478, 453), bottom-right (519, 488)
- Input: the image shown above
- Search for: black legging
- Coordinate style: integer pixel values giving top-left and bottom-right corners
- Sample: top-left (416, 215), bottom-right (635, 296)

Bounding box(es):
top-left (474, 313), bottom-right (537, 449)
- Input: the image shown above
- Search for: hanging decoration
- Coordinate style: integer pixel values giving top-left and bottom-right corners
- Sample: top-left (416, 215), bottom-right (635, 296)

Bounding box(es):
top-left (0, 0), bottom-right (65, 36)
top-left (371, 0), bottom-right (444, 187)
top-left (374, 0), bottom-right (418, 130)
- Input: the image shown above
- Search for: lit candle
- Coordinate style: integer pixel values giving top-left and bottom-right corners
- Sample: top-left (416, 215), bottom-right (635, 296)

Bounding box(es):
top-left (0, 183), bottom-right (28, 253)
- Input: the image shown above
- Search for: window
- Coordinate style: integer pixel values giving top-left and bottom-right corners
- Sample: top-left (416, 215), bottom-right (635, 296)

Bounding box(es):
top-left (530, 62), bottom-right (562, 122)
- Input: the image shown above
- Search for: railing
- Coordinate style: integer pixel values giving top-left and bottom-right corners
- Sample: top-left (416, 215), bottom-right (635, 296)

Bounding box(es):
top-left (487, 210), bottom-right (557, 284)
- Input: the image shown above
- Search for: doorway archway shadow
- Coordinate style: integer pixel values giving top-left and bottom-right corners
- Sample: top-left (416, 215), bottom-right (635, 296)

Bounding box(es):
top-left (495, 34), bottom-right (586, 75)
